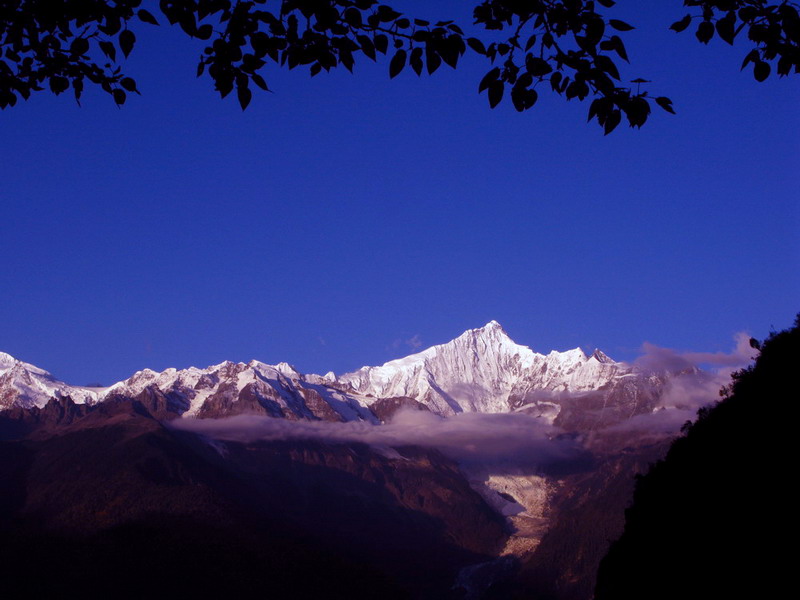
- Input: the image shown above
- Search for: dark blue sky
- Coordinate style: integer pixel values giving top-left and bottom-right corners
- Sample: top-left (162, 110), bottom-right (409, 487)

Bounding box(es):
top-left (1, 3), bottom-right (798, 385)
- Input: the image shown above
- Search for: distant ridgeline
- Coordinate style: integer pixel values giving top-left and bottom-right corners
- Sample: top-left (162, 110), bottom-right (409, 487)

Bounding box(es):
top-left (595, 315), bottom-right (798, 600)
top-left (0, 321), bottom-right (678, 428)
top-left (0, 321), bottom-right (759, 599)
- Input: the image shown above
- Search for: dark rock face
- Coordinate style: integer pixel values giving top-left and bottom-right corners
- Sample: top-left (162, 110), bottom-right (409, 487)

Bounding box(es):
top-left (594, 319), bottom-right (799, 600)
top-left (298, 385), bottom-right (346, 421)
top-left (553, 376), bottom-right (664, 432)
top-left (0, 399), bottom-right (505, 599)
top-left (0, 395), bottom-right (91, 439)
top-left (368, 396), bottom-right (431, 422)
top-left (196, 380), bottom-right (284, 418)
top-left (126, 386), bottom-right (188, 420)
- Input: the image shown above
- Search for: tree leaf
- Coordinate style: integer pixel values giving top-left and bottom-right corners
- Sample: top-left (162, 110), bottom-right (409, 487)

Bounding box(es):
top-left (488, 80), bottom-right (503, 108)
top-left (586, 18), bottom-right (606, 46)
top-left (609, 20), bottom-right (635, 32)
top-left (595, 55), bottom-right (620, 80)
top-left (70, 37), bottom-right (89, 56)
top-left (604, 109), bottom-right (621, 134)
top-left (99, 40), bottom-right (116, 61)
top-left (120, 77), bottom-right (137, 93)
top-left (655, 96), bottom-right (676, 114)
top-left (49, 76), bottom-right (69, 95)
top-left (237, 83), bottom-right (252, 109)
top-left (344, 8), bottom-right (362, 28)
top-left (670, 15), bottom-right (692, 33)
top-left (467, 37), bottom-right (486, 55)
top-left (588, 98), bottom-right (603, 122)
top-left (550, 71), bottom-right (562, 92)
top-left (479, 67), bottom-right (500, 92)
top-left (740, 49), bottom-right (759, 70)
top-left (251, 73), bottom-right (269, 91)
top-left (72, 78), bottom-right (83, 103)
top-left (753, 60), bottom-right (770, 82)
top-left (389, 49), bottom-right (406, 78)
top-left (525, 55), bottom-right (552, 76)
top-left (696, 21), bottom-right (714, 44)
top-left (374, 34), bottom-right (388, 54)
top-left (625, 96), bottom-right (651, 128)
top-left (358, 35), bottom-right (376, 61)
top-left (426, 46), bottom-right (442, 74)
top-left (410, 47), bottom-right (423, 76)
top-left (196, 24), bottom-right (213, 40)
top-left (715, 13), bottom-right (736, 45)
top-left (112, 88), bottom-right (126, 105)
top-left (138, 9), bottom-right (159, 26)
top-left (120, 30), bottom-right (135, 58)
top-left (611, 36), bottom-right (628, 62)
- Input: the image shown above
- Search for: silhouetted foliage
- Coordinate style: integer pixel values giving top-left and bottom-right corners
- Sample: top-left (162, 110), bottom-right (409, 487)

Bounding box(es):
top-left (1, 1), bottom-right (798, 132)
top-left (594, 313), bottom-right (799, 599)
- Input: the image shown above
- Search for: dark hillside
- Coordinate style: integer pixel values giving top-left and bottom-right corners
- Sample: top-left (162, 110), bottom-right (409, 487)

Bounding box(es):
top-left (595, 316), bottom-right (798, 599)
top-left (0, 398), bottom-right (505, 599)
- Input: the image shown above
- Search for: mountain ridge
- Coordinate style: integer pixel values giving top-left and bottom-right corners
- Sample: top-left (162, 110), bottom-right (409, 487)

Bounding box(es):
top-left (0, 321), bottom-right (668, 429)
top-left (0, 321), bottom-right (735, 599)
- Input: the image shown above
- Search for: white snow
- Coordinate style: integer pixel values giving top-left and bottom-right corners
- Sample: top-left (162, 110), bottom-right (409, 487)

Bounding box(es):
top-left (336, 321), bottom-right (632, 416)
top-left (0, 321), bottom-right (640, 421)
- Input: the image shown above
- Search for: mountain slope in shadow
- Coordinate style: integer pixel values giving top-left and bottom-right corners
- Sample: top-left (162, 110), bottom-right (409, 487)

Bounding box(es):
top-left (0, 398), bottom-right (506, 599)
top-left (594, 317), bottom-right (798, 600)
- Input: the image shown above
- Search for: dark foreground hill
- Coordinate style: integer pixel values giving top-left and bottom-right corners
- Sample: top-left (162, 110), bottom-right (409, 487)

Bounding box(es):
top-left (594, 316), bottom-right (798, 599)
top-left (0, 399), bottom-right (505, 599)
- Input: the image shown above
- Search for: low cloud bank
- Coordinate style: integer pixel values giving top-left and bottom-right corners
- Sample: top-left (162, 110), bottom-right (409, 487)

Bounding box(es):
top-left (172, 409), bottom-right (589, 472)
top-left (172, 333), bottom-right (759, 462)
top-left (611, 332), bottom-right (758, 435)
top-left (635, 331), bottom-right (757, 375)
top-left (642, 331), bottom-right (757, 412)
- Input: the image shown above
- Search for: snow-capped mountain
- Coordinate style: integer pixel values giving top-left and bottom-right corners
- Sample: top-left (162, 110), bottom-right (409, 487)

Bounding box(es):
top-left (0, 322), bottom-right (715, 598)
top-left (337, 320), bottom-right (633, 416)
top-left (105, 359), bottom-right (375, 422)
top-left (0, 322), bottom-right (667, 426)
top-left (0, 351), bottom-right (98, 410)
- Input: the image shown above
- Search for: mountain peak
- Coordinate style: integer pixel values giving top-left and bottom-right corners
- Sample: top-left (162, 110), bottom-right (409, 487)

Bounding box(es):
top-left (590, 348), bottom-right (614, 363)
top-left (0, 351), bottom-right (18, 368)
top-left (462, 320), bottom-right (510, 341)
top-left (477, 320), bottom-right (504, 333)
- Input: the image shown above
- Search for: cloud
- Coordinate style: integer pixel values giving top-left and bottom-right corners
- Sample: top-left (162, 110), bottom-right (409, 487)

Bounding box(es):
top-left (634, 342), bottom-right (696, 374)
top-left (591, 333), bottom-right (758, 441)
top-left (387, 334), bottom-right (423, 352)
top-left (405, 334), bottom-right (422, 350)
top-left (682, 332), bottom-right (759, 368)
top-left (173, 332), bottom-right (758, 461)
top-left (635, 331), bottom-right (757, 374)
top-left (657, 371), bottom-right (726, 411)
top-left (600, 407), bottom-right (698, 438)
top-left (172, 409), bottom-right (589, 473)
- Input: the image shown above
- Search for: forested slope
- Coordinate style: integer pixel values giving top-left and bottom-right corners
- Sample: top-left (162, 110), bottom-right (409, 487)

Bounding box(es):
top-left (595, 316), bottom-right (798, 599)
